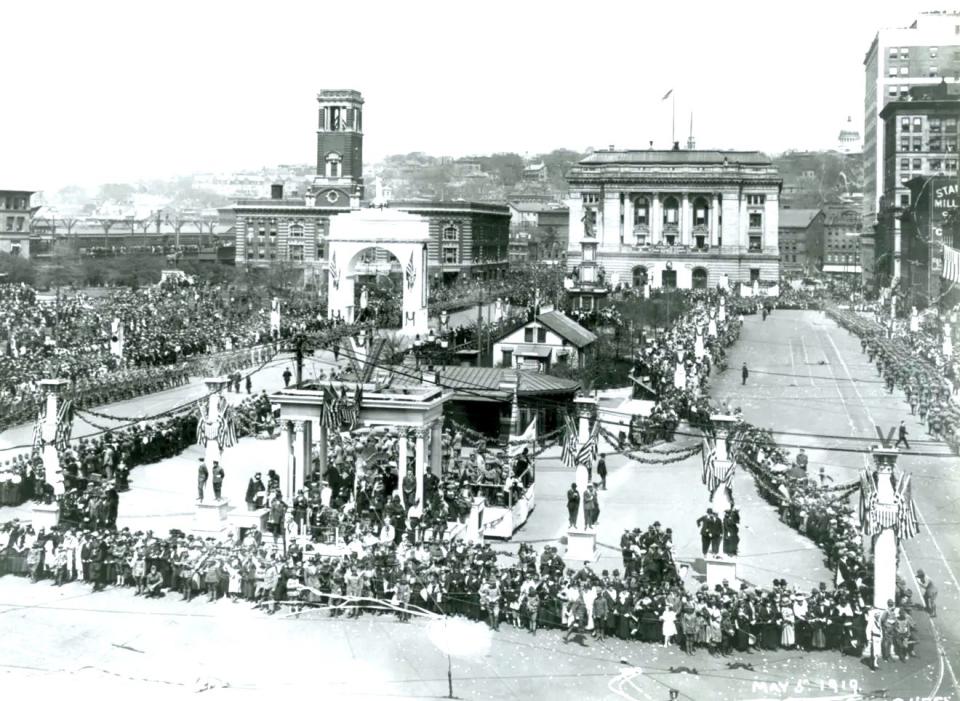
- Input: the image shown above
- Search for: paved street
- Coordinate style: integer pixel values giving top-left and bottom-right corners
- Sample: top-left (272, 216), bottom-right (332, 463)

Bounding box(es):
top-left (712, 309), bottom-right (960, 700)
top-left (1, 310), bottom-right (954, 699)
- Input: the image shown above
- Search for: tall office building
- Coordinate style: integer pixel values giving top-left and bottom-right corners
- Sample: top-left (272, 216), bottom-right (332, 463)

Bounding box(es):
top-left (863, 11), bottom-right (960, 240)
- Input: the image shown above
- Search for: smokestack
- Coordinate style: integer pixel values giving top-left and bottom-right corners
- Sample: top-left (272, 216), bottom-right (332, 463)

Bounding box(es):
top-left (672, 141), bottom-right (680, 151)
top-left (271, 183), bottom-right (284, 200)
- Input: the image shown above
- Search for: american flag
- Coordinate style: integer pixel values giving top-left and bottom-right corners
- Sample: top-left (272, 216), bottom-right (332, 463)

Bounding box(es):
top-left (701, 435), bottom-right (732, 493)
top-left (54, 399), bottom-right (73, 452)
top-left (217, 406), bottom-right (237, 450)
top-left (405, 251), bottom-right (416, 289)
top-left (894, 473), bottom-right (920, 540)
top-left (195, 403), bottom-right (207, 448)
top-left (943, 244), bottom-right (960, 284)
top-left (322, 385), bottom-right (341, 430)
top-left (560, 414), bottom-right (579, 469)
top-left (576, 420), bottom-right (599, 466)
top-left (31, 407), bottom-right (45, 454)
top-left (329, 252), bottom-right (340, 289)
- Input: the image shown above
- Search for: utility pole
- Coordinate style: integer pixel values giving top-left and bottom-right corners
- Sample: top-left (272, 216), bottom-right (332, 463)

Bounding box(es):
top-left (292, 332), bottom-right (312, 387)
top-left (476, 288), bottom-right (484, 363)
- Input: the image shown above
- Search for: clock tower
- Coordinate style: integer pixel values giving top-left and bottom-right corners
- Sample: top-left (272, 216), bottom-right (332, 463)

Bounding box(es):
top-left (313, 89), bottom-right (364, 208)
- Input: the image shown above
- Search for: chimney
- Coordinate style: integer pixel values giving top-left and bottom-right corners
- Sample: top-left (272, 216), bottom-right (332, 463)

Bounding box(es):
top-left (271, 183), bottom-right (284, 200)
top-left (608, 144), bottom-right (615, 151)
top-left (649, 141), bottom-right (654, 150)
top-left (672, 141), bottom-right (680, 151)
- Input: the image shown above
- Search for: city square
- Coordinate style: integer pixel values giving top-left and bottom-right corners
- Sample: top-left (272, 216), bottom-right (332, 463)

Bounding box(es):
top-left (1, 3), bottom-right (959, 701)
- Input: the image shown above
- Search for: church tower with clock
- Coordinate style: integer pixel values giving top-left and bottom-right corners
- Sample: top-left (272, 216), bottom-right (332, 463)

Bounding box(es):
top-left (313, 89), bottom-right (364, 208)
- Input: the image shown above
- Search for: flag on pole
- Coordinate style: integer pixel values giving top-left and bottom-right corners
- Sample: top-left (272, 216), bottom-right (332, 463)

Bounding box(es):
top-left (561, 414), bottom-right (578, 469)
top-left (661, 89), bottom-right (673, 100)
top-left (329, 252), bottom-right (340, 289)
top-left (217, 405), bottom-right (237, 450)
top-left (942, 244), bottom-right (960, 284)
top-left (322, 385), bottom-right (341, 430)
top-left (894, 473), bottom-right (920, 540)
top-left (54, 399), bottom-right (73, 451)
top-left (405, 250), bottom-right (417, 290)
top-left (195, 403), bottom-right (208, 448)
top-left (576, 419), bottom-right (599, 466)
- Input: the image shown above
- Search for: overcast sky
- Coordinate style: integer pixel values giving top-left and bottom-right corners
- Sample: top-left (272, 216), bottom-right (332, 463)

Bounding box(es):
top-left (0, 0), bottom-right (944, 190)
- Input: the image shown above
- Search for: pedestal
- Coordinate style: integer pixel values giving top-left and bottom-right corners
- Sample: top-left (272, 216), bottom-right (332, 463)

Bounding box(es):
top-left (566, 527), bottom-right (599, 564)
top-left (465, 496), bottom-right (486, 543)
top-left (705, 555), bottom-right (738, 589)
top-left (32, 503), bottom-right (60, 531)
top-left (227, 506), bottom-right (268, 540)
top-left (193, 499), bottom-right (231, 536)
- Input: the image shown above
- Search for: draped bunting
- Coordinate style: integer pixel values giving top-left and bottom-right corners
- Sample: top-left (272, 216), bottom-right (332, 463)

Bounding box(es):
top-left (54, 399), bottom-right (73, 452)
top-left (858, 469), bottom-right (920, 540)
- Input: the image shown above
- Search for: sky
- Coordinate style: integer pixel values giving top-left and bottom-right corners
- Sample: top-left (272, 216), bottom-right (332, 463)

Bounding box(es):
top-left (0, 0), bottom-right (946, 190)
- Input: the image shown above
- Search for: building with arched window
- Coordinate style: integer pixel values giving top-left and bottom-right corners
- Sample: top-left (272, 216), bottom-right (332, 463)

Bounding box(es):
top-left (566, 149), bottom-right (782, 294)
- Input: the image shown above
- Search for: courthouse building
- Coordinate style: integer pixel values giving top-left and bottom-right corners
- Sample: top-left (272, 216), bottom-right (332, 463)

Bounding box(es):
top-left (565, 148), bottom-right (781, 291)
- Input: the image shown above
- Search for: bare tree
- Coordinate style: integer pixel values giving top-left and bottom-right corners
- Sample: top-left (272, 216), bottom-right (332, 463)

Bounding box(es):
top-left (98, 218), bottom-right (116, 252)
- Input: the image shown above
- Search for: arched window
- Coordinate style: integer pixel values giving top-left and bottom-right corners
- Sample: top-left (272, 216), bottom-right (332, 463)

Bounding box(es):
top-left (662, 196), bottom-right (679, 226)
top-left (693, 197), bottom-right (709, 227)
top-left (692, 267), bottom-right (708, 289)
top-left (632, 265), bottom-right (648, 288)
top-left (633, 197), bottom-right (649, 227)
top-left (325, 152), bottom-right (342, 178)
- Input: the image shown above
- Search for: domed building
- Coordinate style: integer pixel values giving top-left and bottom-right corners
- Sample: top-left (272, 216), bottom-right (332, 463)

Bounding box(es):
top-left (837, 116), bottom-right (862, 155)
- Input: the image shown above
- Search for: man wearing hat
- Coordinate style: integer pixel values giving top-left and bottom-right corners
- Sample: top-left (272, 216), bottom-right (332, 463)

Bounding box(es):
top-left (197, 458), bottom-right (209, 502)
top-left (211, 461), bottom-right (225, 501)
top-left (245, 472), bottom-right (265, 511)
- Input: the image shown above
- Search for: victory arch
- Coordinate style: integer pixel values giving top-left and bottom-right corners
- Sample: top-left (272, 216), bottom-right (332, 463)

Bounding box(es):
top-left (326, 208), bottom-right (430, 339)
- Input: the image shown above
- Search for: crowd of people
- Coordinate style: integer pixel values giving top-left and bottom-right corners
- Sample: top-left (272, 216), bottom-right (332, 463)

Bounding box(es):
top-left (0, 279), bottom-right (344, 431)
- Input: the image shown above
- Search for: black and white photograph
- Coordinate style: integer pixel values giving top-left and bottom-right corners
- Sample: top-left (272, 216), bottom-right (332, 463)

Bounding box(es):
top-left (0, 1), bottom-right (958, 699)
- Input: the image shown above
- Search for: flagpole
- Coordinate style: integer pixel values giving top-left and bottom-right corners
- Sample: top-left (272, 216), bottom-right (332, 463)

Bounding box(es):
top-left (672, 92), bottom-right (676, 146)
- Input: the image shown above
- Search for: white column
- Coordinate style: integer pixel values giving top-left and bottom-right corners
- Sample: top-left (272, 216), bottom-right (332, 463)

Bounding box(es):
top-left (708, 414), bottom-right (737, 514)
top-left (711, 194), bottom-right (720, 247)
top-left (414, 427), bottom-right (427, 507)
top-left (204, 378), bottom-right (229, 466)
top-left (431, 421), bottom-right (443, 477)
top-left (624, 195), bottom-right (634, 245)
top-left (39, 379), bottom-right (70, 496)
top-left (739, 195), bottom-right (748, 250)
top-left (764, 193), bottom-right (778, 253)
top-left (573, 396), bottom-right (597, 531)
top-left (292, 420), bottom-right (312, 494)
top-left (604, 191), bottom-right (620, 247)
top-left (650, 193), bottom-right (661, 244)
top-left (872, 454), bottom-right (898, 609)
top-left (284, 421), bottom-right (295, 498)
top-left (680, 193), bottom-right (690, 246)
top-left (398, 429), bottom-right (409, 506)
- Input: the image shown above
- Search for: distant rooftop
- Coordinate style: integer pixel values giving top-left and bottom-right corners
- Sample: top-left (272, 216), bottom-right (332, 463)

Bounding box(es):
top-left (779, 208), bottom-right (822, 228)
top-left (578, 150), bottom-right (772, 166)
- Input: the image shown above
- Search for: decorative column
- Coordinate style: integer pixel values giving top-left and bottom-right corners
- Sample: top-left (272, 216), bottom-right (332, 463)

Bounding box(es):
top-left (398, 428), bottom-right (409, 506)
top-left (707, 414), bottom-right (738, 514)
top-left (291, 420), bottom-right (312, 495)
top-left (868, 448), bottom-right (899, 609)
top-left (414, 427), bottom-right (427, 507)
top-left (738, 195), bottom-right (748, 250)
top-left (624, 195), bottom-right (634, 245)
top-left (284, 421), bottom-right (296, 498)
top-left (944, 323), bottom-right (953, 356)
top-left (650, 193), bottom-right (661, 244)
top-left (431, 421), bottom-right (443, 477)
top-left (39, 379), bottom-right (70, 496)
top-left (711, 194), bottom-right (720, 247)
top-left (566, 395), bottom-right (599, 562)
top-left (680, 193), bottom-right (690, 246)
top-left (203, 378), bottom-right (230, 467)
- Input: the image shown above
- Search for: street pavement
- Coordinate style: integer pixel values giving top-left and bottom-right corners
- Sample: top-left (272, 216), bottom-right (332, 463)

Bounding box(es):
top-left (0, 311), bottom-right (956, 699)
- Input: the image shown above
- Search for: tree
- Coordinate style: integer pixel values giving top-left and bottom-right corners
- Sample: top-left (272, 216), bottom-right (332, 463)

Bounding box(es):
top-left (97, 218), bottom-right (116, 251)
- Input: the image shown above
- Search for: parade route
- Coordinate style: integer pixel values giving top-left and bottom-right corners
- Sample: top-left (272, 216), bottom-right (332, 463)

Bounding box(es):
top-left (712, 309), bottom-right (960, 700)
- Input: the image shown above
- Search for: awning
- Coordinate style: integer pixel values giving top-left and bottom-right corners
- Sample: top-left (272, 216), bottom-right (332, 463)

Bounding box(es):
top-left (514, 344), bottom-right (552, 359)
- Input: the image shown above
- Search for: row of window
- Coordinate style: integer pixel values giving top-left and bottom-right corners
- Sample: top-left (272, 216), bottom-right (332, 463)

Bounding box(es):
top-left (899, 157), bottom-right (959, 171)
top-left (4, 216), bottom-right (25, 231)
top-left (888, 65), bottom-right (942, 77)
top-left (0, 197), bottom-right (27, 210)
top-left (826, 254), bottom-right (857, 264)
top-left (898, 135), bottom-right (959, 153)
top-left (900, 116), bottom-right (959, 133)
top-left (245, 245), bottom-right (306, 262)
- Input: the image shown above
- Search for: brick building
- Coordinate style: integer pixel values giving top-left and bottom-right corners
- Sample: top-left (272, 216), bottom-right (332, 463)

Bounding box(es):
top-left (822, 202), bottom-right (863, 279)
top-left (0, 191), bottom-right (35, 258)
top-left (862, 11), bottom-right (960, 240)
top-left (778, 208), bottom-right (824, 275)
top-left (872, 82), bottom-right (960, 284)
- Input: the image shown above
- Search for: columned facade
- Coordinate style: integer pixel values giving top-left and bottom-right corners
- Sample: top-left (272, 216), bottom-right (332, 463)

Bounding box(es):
top-left (566, 150), bottom-right (782, 289)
